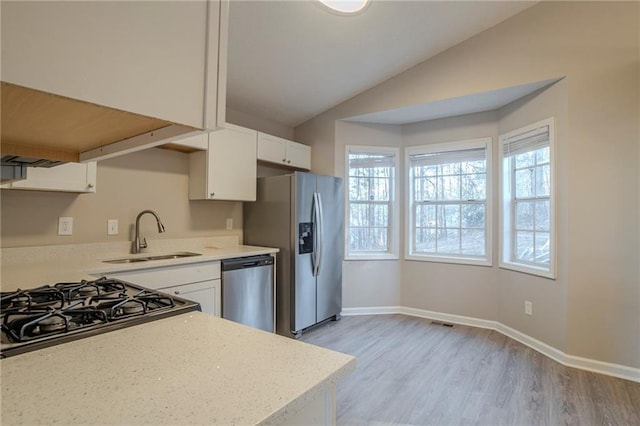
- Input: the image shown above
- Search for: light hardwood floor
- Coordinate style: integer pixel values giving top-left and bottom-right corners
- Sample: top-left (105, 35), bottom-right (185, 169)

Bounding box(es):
top-left (301, 314), bottom-right (640, 426)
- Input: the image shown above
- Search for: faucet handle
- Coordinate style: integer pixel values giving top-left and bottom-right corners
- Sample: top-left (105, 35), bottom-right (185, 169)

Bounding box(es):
top-left (140, 238), bottom-right (148, 250)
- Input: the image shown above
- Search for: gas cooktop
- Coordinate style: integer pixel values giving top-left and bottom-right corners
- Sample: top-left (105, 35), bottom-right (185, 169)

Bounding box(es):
top-left (0, 277), bottom-right (200, 358)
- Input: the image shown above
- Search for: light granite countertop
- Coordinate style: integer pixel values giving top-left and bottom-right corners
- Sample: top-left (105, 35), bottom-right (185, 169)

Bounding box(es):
top-left (0, 236), bottom-right (278, 291)
top-left (0, 312), bottom-right (356, 425)
top-left (0, 236), bottom-right (355, 424)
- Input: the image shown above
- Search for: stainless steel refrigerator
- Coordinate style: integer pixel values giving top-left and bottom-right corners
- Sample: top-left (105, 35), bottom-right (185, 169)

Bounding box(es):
top-left (244, 172), bottom-right (343, 338)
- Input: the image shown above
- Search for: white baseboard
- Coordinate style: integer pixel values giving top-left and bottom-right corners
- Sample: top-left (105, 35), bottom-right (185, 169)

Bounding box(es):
top-left (341, 306), bottom-right (640, 383)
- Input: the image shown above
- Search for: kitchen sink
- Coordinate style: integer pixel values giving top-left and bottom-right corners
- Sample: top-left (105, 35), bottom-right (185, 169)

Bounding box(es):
top-left (103, 252), bottom-right (201, 264)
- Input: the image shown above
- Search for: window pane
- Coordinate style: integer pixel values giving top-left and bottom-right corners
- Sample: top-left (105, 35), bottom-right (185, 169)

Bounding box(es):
top-left (437, 229), bottom-right (460, 254)
top-left (437, 204), bottom-right (460, 228)
top-left (441, 162), bottom-right (460, 176)
top-left (371, 204), bottom-right (388, 227)
top-left (371, 177), bottom-right (390, 201)
top-left (536, 146), bottom-right (550, 164)
top-left (349, 228), bottom-right (368, 251)
top-left (461, 229), bottom-right (485, 256)
top-left (535, 200), bottom-right (550, 231)
top-left (461, 204), bottom-right (485, 228)
top-left (349, 203), bottom-right (369, 227)
top-left (349, 176), bottom-right (369, 201)
top-left (414, 177), bottom-right (436, 201)
top-left (347, 149), bottom-right (396, 256)
top-left (515, 201), bottom-right (534, 230)
top-left (515, 151), bottom-right (535, 168)
top-left (409, 142), bottom-right (488, 261)
top-left (441, 175), bottom-right (460, 200)
top-left (515, 231), bottom-right (534, 261)
top-left (515, 168), bottom-right (534, 198)
top-left (461, 173), bottom-right (486, 200)
top-left (416, 204), bottom-right (436, 228)
top-left (370, 227), bottom-right (388, 251)
top-left (535, 232), bottom-right (550, 264)
top-left (415, 228), bottom-right (435, 253)
top-left (461, 160), bottom-right (486, 174)
top-left (536, 164), bottom-right (551, 197)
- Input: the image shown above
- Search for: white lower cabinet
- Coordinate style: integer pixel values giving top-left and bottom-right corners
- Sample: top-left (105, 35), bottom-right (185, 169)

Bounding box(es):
top-left (99, 262), bottom-right (221, 317)
top-left (1, 162), bottom-right (97, 193)
top-left (160, 280), bottom-right (220, 318)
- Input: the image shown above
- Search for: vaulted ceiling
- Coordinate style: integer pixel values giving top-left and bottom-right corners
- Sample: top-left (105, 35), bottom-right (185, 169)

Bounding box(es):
top-left (226, 1), bottom-right (537, 128)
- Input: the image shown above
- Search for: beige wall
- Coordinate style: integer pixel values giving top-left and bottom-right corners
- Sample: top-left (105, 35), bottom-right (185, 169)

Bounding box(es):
top-left (401, 111), bottom-right (500, 321)
top-left (335, 121), bottom-right (403, 308)
top-left (226, 107), bottom-right (294, 140)
top-left (0, 148), bottom-right (242, 248)
top-left (296, 2), bottom-right (640, 368)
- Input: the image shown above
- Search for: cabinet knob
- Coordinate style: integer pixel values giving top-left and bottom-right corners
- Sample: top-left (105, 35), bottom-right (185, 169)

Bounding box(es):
top-left (174, 290), bottom-right (180, 295)
top-left (210, 192), bottom-right (215, 198)
top-left (282, 159), bottom-right (286, 162)
top-left (287, 160), bottom-right (291, 164)
top-left (87, 183), bottom-right (94, 188)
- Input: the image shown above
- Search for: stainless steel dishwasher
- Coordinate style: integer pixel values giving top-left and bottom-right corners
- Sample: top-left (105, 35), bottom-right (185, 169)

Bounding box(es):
top-left (221, 255), bottom-right (274, 332)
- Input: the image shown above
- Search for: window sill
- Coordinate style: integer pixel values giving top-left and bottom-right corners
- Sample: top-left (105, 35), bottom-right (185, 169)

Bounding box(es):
top-left (405, 254), bottom-right (492, 267)
top-left (499, 261), bottom-right (556, 280)
top-left (345, 253), bottom-right (399, 261)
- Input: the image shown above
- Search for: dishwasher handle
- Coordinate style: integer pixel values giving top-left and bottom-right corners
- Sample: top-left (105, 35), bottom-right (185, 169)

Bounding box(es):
top-left (221, 255), bottom-right (274, 272)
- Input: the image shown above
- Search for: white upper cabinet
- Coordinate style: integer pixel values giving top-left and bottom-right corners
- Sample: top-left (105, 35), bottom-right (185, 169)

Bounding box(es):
top-left (1, 162), bottom-right (97, 193)
top-left (257, 132), bottom-right (311, 170)
top-left (1, 0), bottom-right (228, 162)
top-left (189, 124), bottom-right (257, 201)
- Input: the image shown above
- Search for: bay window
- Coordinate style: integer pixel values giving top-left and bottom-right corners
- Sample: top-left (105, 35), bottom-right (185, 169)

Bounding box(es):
top-left (345, 146), bottom-right (399, 259)
top-left (406, 138), bottom-right (492, 265)
top-left (499, 117), bottom-right (555, 278)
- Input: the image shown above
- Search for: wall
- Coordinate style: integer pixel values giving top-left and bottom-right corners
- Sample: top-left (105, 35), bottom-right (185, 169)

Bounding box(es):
top-left (296, 2), bottom-right (640, 368)
top-left (497, 80), bottom-right (569, 352)
top-left (0, 148), bottom-right (242, 248)
top-left (401, 111), bottom-right (500, 322)
top-left (334, 121), bottom-right (403, 308)
top-left (226, 107), bottom-right (294, 140)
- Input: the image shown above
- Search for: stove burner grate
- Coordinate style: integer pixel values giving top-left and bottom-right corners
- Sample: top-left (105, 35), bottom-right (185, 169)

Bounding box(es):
top-left (0, 286), bottom-right (65, 312)
top-left (54, 277), bottom-right (126, 301)
top-left (2, 301), bottom-right (110, 342)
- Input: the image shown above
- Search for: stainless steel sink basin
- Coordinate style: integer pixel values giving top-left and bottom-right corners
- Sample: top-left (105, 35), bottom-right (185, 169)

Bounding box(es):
top-left (103, 252), bottom-right (201, 264)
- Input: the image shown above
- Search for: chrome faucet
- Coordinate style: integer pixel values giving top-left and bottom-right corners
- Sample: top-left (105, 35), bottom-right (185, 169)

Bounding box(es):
top-left (132, 210), bottom-right (166, 254)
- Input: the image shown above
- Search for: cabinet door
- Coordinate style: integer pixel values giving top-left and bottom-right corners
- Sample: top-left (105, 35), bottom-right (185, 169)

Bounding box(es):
top-left (286, 142), bottom-right (311, 170)
top-left (257, 133), bottom-right (287, 165)
top-left (208, 124), bottom-right (257, 200)
top-left (190, 124), bottom-right (257, 201)
top-left (2, 1), bottom-right (225, 130)
top-left (1, 162), bottom-right (97, 193)
top-left (166, 280), bottom-right (221, 317)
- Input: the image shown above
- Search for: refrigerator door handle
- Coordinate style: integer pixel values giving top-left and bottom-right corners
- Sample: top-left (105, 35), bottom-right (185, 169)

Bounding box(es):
top-left (312, 192), bottom-right (320, 277)
top-left (316, 192), bottom-right (324, 275)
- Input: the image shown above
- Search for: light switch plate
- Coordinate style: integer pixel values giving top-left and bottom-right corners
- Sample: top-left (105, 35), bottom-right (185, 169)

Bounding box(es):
top-left (107, 219), bottom-right (119, 235)
top-left (58, 217), bottom-right (73, 236)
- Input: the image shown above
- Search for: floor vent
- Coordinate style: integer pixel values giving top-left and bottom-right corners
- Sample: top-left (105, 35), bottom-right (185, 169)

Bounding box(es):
top-left (431, 321), bottom-right (454, 328)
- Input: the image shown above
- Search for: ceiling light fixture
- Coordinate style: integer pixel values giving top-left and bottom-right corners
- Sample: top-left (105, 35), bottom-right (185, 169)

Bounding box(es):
top-left (316, 0), bottom-right (371, 15)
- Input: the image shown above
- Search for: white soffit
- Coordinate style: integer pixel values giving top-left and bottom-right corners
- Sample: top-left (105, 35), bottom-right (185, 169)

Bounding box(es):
top-left (344, 79), bottom-right (561, 125)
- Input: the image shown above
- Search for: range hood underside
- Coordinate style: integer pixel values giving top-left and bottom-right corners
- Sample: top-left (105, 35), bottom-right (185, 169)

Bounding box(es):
top-left (1, 82), bottom-right (197, 163)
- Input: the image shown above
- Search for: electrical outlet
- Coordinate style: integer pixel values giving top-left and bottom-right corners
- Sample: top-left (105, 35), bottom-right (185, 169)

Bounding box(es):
top-left (58, 217), bottom-right (73, 236)
top-left (524, 300), bottom-right (533, 316)
top-left (226, 218), bottom-right (233, 230)
top-left (107, 219), bottom-right (119, 235)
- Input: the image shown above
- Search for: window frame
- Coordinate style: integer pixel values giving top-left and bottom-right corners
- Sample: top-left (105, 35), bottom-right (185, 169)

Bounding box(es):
top-left (499, 117), bottom-right (556, 279)
top-left (344, 145), bottom-right (400, 261)
top-left (405, 138), bottom-right (493, 266)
